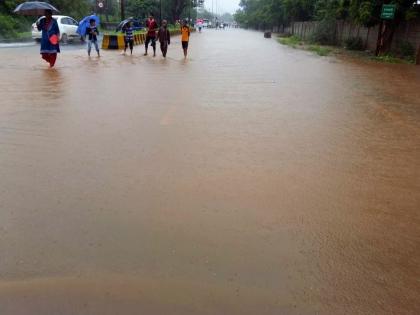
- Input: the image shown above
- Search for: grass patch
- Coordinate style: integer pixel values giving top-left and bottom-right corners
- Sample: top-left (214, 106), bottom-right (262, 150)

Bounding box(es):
top-left (277, 35), bottom-right (333, 56)
top-left (16, 32), bottom-right (31, 40)
top-left (277, 34), bottom-right (415, 64)
top-left (371, 53), bottom-right (414, 64)
top-left (0, 31), bottom-right (32, 42)
top-left (308, 45), bottom-right (332, 56)
top-left (277, 35), bottom-right (301, 48)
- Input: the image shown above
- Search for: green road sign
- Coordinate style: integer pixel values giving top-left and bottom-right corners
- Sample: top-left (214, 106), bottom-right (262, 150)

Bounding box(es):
top-left (381, 4), bottom-right (397, 20)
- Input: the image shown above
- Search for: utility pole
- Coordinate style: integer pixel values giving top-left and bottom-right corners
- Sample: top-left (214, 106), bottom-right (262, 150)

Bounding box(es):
top-left (212, 0), bottom-right (214, 25)
top-left (120, 0), bottom-right (125, 21)
top-left (160, 0), bottom-right (162, 24)
top-left (189, 0), bottom-right (191, 24)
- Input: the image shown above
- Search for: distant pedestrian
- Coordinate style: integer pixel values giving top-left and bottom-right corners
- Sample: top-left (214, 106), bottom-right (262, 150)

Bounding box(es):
top-left (181, 20), bottom-right (190, 59)
top-left (144, 13), bottom-right (157, 57)
top-left (198, 21), bottom-right (203, 33)
top-left (86, 18), bottom-right (100, 57)
top-left (36, 9), bottom-right (60, 67)
top-left (123, 21), bottom-right (134, 55)
top-left (157, 20), bottom-right (170, 58)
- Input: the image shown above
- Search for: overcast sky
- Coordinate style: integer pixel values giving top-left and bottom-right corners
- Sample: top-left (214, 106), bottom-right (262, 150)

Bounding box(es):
top-left (205, 0), bottom-right (240, 14)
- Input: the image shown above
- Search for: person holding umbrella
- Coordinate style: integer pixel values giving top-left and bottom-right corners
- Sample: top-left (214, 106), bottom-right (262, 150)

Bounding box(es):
top-left (86, 18), bottom-right (100, 57)
top-left (77, 14), bottom-right (100, 42)
top-left (13, 2), bottom-right (60, 67)
top-left (36, 9), bottom-right (60, 67)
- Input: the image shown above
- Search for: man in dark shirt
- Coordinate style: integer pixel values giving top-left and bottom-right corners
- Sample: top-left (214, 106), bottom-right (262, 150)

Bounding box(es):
top-left (157, 20), bottom-right (170, 58)
top-left (86, 19), bottom-right (100, 57)
top-left (144, 14), bottom-right (157, 57)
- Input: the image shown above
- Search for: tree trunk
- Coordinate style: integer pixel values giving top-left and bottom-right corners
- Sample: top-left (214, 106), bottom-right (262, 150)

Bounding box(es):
top-left (333, 20), bottom-right (338, 44)
top-left (120, 0), bottom-right (125, 21)
top-left (376, 20), bottom-right (398, 55)
top-left (340, 19), bottom-right (345, 43)
top-left (347, 22), bottom-right (352, 39)
top-left (405, 21), bottom-right (410, 41)
top-left (416, 44), bottom-right (420, 65)
top-left (365, 27), bottom-right (370, 50)
top-left (381, 21), bottom-right (396, 53)
top-left (375, 21), bottom-right (384, 56)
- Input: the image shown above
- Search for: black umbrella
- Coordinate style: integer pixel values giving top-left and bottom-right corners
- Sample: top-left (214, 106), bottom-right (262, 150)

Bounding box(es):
top-left (13, 1), bottom-right (60, 16)
top-left (116, 17), bottom-right (134, 32)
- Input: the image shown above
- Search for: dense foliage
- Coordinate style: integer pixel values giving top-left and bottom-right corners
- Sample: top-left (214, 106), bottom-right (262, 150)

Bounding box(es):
top-left (0, 0), bottom-right (200, 39)
top-left (235, 0), bottom-right (419, 53)
top-left (234, 0), bottom-right (419, 30)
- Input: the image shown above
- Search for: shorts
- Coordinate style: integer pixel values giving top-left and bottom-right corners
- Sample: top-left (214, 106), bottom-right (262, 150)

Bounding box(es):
top-left (125, 39), bottom-right (134, 50)
top-left (145, 35), bottom-right (156, 48)
top-left (182, 41), bottom-right (189, 49)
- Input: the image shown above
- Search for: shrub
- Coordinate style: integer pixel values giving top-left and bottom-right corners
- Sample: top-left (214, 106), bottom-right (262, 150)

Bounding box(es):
top-left (0, 14), bottom-right (32, 39)
top-left (344, 37), bottom-right (364, 51)
top-left (372, 54), bottom-right (403, 64)
top-left (308, 45), bottom-right (333, 56)
top-left (278, 35), bottom-right (301, 48)
top-left (0, 14), bottom-right (19, 39)
top-left (398, 41), bottom-right (415, 59)
top-left (310, 18), bottom-right (336, 45)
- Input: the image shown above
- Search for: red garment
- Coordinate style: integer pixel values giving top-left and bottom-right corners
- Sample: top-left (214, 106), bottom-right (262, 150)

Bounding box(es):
top-left (146, 18), bottom-right (157, 37)
top-left (41, 53), bottom-right (57, 67)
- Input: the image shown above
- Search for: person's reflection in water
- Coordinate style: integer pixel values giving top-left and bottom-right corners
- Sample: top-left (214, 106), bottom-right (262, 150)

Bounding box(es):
top-left (40, 68), bottom-right (63, 101)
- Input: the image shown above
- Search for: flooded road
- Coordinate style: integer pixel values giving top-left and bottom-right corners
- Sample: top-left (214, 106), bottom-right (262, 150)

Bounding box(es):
top-left (0, 29), bottom-right (419, 314)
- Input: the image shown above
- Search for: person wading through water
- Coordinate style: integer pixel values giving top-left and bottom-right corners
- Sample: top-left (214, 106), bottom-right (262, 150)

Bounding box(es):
top-left (36, 9), bottom-right (60, 67)
top-left (181, 20), bottom-right (191, 59)
top-left (123, 21), bottom-right (134, 55)
top-left (157, 20), bottom-right (170, 58)
top-left (144, 13), bottom-right (158, 57)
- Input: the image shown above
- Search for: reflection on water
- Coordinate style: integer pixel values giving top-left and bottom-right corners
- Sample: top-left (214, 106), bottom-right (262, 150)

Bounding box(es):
top-left (0, 30), bottom-right (419, 315)
top-left (39, 68), bottom-right (63, 100)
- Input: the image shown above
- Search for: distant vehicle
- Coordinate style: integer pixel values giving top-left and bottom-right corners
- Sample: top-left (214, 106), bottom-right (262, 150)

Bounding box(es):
top-left (202, 19), bottom-right (209, 28)
top-left (32, 15), bottom-right (80, 43)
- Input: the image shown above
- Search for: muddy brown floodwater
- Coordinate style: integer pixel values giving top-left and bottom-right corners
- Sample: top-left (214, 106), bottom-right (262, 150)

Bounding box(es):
top-left (0, 29), bottom-right (419, 315)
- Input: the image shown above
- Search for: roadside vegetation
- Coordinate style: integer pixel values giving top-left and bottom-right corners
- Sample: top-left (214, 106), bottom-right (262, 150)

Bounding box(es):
top-left (277, 35), bottom-right (334, 56)
top-left (0, 0), bottom-right (90, 40)
top-left (235, 0), bottom-right (420, 62)
top-left (277, 33), bottom-right (415, 63)
top-left (0, 0), bottom-right (215, 40)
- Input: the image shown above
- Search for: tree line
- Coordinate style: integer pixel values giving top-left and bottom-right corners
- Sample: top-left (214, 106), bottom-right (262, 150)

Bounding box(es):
top-left (0, 0), bottom-right (199, 39)
top-left (234, 0), bottom-right (419, 53)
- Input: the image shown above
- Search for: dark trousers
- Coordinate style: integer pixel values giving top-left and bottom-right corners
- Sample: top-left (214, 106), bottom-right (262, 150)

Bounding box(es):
top-left (145, 36), bottom-right (156, 50)
top-left (160, 42), bottom-right (168, 57)
top-left (125, 40), bottom-right (134, 51)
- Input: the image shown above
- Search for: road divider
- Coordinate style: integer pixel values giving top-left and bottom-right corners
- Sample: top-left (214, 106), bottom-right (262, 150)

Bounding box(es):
top-left (102, 29), bottom-right (192, 50)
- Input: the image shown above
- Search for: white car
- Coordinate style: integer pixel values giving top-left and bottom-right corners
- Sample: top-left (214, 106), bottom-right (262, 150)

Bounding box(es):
top-left (32, 15), bottom-right (80, 43)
